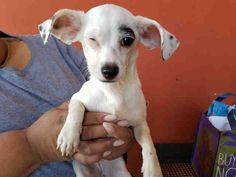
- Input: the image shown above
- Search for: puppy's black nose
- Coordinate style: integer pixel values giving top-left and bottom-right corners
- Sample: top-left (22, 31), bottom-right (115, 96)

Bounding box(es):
top-left (101, 64), bottom-right (119, 80)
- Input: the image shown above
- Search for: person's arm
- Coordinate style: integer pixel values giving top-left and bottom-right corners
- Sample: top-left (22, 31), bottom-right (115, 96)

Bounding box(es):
top-left (0, 130), bottom-right (41, 177)
top-left (0, 102), bottom-right (134, 177)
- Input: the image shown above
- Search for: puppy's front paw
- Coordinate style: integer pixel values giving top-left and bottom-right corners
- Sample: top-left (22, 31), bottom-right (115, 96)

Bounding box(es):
top-left (57, 123), bottom-right (81, 157)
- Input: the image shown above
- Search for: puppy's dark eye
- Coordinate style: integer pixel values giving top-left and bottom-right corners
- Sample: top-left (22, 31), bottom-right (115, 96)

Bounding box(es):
top-left (120, 37), bottom-right (134, 47)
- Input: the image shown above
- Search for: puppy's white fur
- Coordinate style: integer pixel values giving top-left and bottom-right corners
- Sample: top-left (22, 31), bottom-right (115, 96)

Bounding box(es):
top-left (39, 4), bottom-right (179, 177)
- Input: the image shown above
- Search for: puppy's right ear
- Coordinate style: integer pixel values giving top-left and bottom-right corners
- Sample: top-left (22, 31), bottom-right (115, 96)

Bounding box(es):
top-left (38, 9), bottom-right (84, 45)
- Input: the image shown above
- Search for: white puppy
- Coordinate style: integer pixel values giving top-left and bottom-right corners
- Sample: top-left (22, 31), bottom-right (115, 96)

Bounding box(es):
top-left (39, 4), bottom-right (179, 177)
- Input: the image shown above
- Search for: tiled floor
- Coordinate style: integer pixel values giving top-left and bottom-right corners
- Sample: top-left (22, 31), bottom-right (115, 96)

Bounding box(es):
top-left (161, 163), bottom-right (196, 177)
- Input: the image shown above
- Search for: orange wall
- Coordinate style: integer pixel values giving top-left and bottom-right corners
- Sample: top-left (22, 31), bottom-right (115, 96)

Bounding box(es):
top-left (1, 0), bottom-right (236, 176)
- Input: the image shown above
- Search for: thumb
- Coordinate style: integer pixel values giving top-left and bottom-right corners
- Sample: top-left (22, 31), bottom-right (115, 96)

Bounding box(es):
top-left (57, 101), bottom-right (69, 110)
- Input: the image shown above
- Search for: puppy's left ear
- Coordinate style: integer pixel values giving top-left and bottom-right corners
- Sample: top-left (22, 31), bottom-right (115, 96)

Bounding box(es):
top-left (136, 16), bottom-right (180, 61)
top-left (38, 9), bottom-right (84, 45)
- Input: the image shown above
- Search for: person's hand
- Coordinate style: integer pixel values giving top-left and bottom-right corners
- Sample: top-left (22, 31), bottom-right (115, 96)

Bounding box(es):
top-left (25, 102), bottom-right (134, 165)
top-left (77, 112), bottom-right (134, 163)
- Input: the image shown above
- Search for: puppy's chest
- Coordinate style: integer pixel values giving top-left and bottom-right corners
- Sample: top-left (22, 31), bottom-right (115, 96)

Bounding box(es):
top-left (83, 86), bottom-right (146, 123)
top-left (99, 94), bottom-right (133, 118)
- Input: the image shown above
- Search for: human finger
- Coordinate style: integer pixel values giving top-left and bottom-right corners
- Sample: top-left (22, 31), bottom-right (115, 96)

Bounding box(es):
top-left (78, 139), bottom-right (113, 155)
top-left (81, 125), bottom-right (108, 140)
top-left (83, 112), bottom-right (117, 126)
top-left (103, 122), bottom-right (133, 141)
top-left (57, 101), bottom-right (69, 110)
top-left (104, 137), bottom-right (134, 160)
top-left (73, 152), bottom-right (103, 164)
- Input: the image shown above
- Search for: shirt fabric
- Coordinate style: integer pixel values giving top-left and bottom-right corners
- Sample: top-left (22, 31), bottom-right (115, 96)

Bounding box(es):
top-left (0, 31), bottom-right (88, 177)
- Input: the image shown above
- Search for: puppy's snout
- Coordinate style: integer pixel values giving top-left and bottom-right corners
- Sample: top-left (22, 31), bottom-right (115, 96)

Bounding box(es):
top-left (101, 64), bottom-right (119, 80)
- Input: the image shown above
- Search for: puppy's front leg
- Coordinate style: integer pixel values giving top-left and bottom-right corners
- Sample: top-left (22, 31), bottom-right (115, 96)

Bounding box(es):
top-left (134, 121), bottom-right (163, 177)
top-left (57, 99), bottom-right (85, 156)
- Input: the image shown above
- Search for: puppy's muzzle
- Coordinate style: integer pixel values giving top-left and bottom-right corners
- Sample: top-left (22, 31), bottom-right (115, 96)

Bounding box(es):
top-left (101, 63), bottom-right (119, 81)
